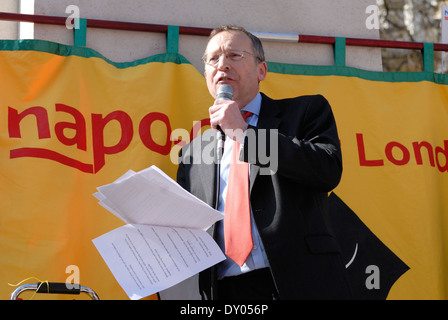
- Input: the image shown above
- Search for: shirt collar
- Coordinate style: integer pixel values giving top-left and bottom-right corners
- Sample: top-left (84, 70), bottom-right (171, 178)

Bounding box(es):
top-left (241, 92), bottom-right (261, 117)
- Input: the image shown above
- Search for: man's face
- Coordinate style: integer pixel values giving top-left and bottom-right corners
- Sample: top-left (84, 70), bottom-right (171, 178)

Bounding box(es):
top-left (204, 31), bottom-right (267, 108)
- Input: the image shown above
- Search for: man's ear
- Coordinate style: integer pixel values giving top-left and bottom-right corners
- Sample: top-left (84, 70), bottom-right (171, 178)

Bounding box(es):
top-left (257, 61), bottom-right (268, 82)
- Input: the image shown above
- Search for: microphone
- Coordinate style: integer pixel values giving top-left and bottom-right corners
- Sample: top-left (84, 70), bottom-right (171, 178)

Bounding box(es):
top-left (216, 84), bottom-right (233, 101)
top-left (216, 84), bottom-right (233, 136)
top-left (215, 84), bottom-right (233, 161)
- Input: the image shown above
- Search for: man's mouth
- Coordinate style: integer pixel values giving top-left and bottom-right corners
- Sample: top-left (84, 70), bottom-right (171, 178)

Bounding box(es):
top-left (217, 76), bottom-right (234, 84)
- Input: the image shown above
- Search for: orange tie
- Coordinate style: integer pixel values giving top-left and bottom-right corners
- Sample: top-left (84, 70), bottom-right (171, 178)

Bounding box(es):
top-left (224, 111), bottom-right (253, 266)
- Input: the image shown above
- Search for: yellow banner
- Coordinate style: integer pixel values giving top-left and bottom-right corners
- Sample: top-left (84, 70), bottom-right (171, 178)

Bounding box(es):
top-left (0, 41), bottom-right (213, 299)
top-left (262, 70), bottom-right (448, 299)
top-left (1, 40), bottom-right (447, 299)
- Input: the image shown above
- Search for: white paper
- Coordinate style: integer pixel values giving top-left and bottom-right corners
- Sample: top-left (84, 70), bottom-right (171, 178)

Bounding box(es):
top-left (93, 224), bottom-right (225, 300)
top-left (95, 166), bottom-right (223, 229)
top-left (92, 165), bottom-right (225, 300)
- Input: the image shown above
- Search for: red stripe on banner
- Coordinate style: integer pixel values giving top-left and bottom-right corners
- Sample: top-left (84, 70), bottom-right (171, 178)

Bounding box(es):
top-left (10, 148), bottom-right (94, 173)
top-left (2, 12), bottom-right (448, 51)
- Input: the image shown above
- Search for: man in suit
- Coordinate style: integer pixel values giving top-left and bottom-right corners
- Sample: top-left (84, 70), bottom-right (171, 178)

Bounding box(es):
top-left (177, 25), bottom-right (352, 299)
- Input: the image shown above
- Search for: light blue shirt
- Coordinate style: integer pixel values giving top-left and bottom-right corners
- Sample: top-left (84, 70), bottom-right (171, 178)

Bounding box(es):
top-left (215, 92), bottom-right (270, 279)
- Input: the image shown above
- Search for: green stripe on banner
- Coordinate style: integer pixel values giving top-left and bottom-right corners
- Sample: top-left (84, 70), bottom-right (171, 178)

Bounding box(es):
top-left (1, 38), bottom-right (448, 85)
top-left (334, 37), bottom-right (346, 67)
top-left (0, 39), bottom-right (190, 68)
top-left (166, 25), bottom-right (179, 54)
top-left (74, 18), bottom-right (87, 47)
top-left (266, 61), bottom-right (448, 85)
top-left (423, 43), bottom-right (434, 73)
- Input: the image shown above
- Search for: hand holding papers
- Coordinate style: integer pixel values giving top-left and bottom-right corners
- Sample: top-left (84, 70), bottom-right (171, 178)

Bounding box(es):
top-left (92, 166), bottom-right (225, 300)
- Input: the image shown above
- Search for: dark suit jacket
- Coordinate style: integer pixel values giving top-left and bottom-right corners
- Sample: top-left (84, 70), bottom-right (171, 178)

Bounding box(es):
top-left (177, 93), bottom-right (353, 299)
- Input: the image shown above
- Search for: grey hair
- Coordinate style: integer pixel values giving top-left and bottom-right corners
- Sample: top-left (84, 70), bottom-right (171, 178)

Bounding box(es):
top-left (206, 25), bottom-right (265, 63)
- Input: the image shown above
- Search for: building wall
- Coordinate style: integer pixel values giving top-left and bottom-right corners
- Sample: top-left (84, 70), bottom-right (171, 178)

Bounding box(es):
top-left (1, 0), bottom-right (382, 73)
top-left (0, 0), bottom-right (19, 39)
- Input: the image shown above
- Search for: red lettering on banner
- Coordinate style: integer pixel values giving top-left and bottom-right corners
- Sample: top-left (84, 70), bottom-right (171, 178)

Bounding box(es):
top-left (10, 147), bottom-right (94, 173)
top-left (435, 141), bottom-right (448, 172)
top-left (139, 112), bottom-right (171, 156)
top-left (356, 133), bottom-right (384, 166)
top-left (8, 106), bottom-right (51, 139)
top-left (7, 104), bottom-right (211, 173)
top-left (357, 133), bottom-right (448, 173)
top-left (55, 103), bottom-right (87, 151)
top-left (10, 107), bottom-right (446, 174)
top-left (413, 141), bottom-right (435, 167)
top-left (385, 141), bottom-right (410, 166)
top-left (91, 110), bottom-right (133, 173)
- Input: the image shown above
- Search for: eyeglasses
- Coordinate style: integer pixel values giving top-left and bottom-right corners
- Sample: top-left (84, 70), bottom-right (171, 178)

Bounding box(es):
top-left (202, 49), bottom-right (261, 67)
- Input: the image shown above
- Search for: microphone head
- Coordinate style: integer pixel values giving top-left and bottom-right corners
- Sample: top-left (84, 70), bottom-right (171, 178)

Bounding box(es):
top-left (216, 84), bottom-right (233, 100)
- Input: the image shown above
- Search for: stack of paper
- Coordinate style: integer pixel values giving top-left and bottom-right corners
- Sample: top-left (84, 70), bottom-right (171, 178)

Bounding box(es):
top-left (92, 165), bottom-right (225, 300)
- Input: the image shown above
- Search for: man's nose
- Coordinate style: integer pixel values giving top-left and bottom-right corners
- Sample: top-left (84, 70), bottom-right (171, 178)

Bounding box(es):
top-left (217, 54), bottom-right (231, 70)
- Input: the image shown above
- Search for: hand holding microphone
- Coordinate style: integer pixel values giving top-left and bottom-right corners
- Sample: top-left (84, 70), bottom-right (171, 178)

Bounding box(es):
top-left (214, 84), bottom-right (233, 138)
top-left (209, 84), bottom-right (249, 143)
top-left (213, 84), bottom-right (232, 161)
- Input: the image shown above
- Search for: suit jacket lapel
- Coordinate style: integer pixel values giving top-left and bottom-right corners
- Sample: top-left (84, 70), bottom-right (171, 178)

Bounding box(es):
top-left (200, 158), bottom-right (217, 207)
top-left (250, 93), bottom-right (282, 192)
top-left (195, 129), bottom-right (219, 208)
